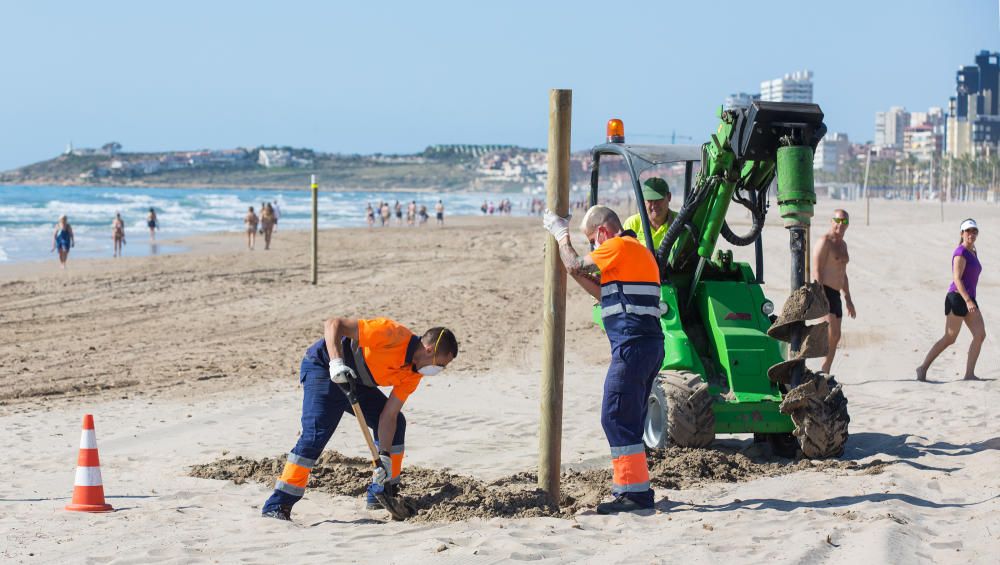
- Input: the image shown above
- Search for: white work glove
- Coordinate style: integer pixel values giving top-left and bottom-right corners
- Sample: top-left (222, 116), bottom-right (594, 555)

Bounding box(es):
top-left (372, 451), bottom-right (392, 486)
top-left (329, 357), bottom-right (358, 385)
top-left (543, 209), bottom-right (570, 242)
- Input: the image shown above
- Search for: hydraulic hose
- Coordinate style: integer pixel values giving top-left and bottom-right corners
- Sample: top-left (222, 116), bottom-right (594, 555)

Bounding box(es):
top-left (720, 186), bottom-right (767, 246)
top-left (655, 174), bottom-right (717, 273)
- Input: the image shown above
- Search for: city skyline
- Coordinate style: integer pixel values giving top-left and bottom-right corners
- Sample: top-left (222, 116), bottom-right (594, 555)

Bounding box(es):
top-left (0, 0), bottom-right (996, 172)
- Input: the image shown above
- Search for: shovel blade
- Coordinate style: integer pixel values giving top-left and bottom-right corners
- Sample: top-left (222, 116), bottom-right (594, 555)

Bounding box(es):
top-left (375, 491), bottom-right (415, 521)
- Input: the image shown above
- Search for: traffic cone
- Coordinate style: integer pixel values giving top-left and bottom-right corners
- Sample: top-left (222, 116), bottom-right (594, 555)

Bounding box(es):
top-left (66, 414), bottom-right (113, 512)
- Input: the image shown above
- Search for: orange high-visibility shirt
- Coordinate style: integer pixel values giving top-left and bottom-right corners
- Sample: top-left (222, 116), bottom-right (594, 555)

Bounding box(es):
top-left (357, 318), bottom-right (423, 403)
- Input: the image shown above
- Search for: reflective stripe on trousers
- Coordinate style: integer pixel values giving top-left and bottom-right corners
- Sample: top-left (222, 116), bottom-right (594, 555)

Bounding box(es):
top-left (610, 444), bottom-right (651, 493)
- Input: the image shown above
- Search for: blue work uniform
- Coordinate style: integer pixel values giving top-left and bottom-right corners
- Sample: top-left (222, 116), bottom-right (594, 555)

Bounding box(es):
top-left (590, 230), bottom-right (665, 507)
top-left (261, 318), bottom-right (422, 514)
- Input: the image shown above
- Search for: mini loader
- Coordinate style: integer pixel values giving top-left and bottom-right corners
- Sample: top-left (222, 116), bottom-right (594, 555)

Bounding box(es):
top-left (589, 101), bottom-right (849, 458)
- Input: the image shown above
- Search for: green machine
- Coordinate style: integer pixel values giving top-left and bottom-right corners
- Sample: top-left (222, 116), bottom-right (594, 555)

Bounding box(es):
top-left (590, 102), bottom-right (849, 458)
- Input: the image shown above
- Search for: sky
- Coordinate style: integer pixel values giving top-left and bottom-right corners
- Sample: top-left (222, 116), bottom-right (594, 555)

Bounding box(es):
top-left (0, 0), bottom-right (997, 171)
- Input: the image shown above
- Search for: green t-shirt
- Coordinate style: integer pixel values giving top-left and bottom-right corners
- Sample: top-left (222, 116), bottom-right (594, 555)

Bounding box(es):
top-left (623, 211), bottom-right (675, 252)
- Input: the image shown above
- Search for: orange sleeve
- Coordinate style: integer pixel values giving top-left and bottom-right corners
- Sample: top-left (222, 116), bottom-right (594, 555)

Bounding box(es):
top-left (589, 237), bottom-right (624, 273)
top-left (390, 377), bottom-right (420, 404)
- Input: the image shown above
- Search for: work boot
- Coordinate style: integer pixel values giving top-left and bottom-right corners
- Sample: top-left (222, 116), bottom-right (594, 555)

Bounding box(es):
top-left (261, 505), bottom-right (292, 521)
top-left (365, 489), bottom-right (380, 510)
top-left (596, 495), bottom-right (653, 515)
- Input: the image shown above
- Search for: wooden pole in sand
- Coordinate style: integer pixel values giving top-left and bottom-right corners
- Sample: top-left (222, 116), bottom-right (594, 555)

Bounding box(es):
top-left (540, 89), bottom-right (571, 505)
top-left (862, 150), bottom-right (872, 226)
top-left (311, 174), bottom-right (318, 285)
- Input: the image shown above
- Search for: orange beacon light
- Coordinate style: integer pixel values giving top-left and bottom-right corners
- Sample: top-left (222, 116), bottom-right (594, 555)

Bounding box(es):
top-left (606, 119), bottom-right (625, 143)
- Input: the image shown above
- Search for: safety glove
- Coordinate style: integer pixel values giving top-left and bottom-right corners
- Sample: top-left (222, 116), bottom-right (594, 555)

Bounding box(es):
top-left (542, 209), bottom-right (570, 242)
top-left (329, 358), bottom-right (359, 388)
top-left (372, 451), bottom-right (393, 486)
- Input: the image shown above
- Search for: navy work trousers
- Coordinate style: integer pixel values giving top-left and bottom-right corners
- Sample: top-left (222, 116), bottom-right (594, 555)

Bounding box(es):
top-left (601, 337), bottom-right (663, 507)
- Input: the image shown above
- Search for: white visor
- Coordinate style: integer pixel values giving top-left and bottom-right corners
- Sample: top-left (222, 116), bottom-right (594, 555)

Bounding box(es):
top-left (960, 219), bottom-right (978, 232)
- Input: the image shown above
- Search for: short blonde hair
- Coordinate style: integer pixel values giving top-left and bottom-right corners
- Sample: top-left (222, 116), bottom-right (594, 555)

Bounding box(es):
top-left (580, 205), bottom-right (622, 236)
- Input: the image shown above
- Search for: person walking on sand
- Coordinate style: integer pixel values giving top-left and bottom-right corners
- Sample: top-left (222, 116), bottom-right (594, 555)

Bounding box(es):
top-left (394, 201), bottom-right (403, 226)
top-left (812, 209), bottom-right (857, 375)
top-left (112, 212), bottom-right (126, 258)
top-left (366, 202), bottom-right (375, 228)
top-left (380, 201), bottom-right (391, 227)
top-left (271, 200), bottom-right (281, 230)
top-left (916, 219), bottom-right (986, 382)
top-left (407, 200), bottom-right (416, 227)
top-left (147, 208), bottom-right (158, 241)
top-left (543, 205), bottom-right (663, 514)
top-left (435, 200), bottom-right (445, 226)
top-left (260, 204), bottom-right (276, 250)
top-left (51, 215), bottom-right (75, 269)
top-left (260, 316), bottom-right (458, 521)
top-left (244, 206), bottom-right (259, 250)
top-left (418, 204), bottom-right (428, 226)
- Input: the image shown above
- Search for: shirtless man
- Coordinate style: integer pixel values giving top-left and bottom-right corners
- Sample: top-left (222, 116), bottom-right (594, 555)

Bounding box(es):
top-left (812, 209), bottom-right (857, 374)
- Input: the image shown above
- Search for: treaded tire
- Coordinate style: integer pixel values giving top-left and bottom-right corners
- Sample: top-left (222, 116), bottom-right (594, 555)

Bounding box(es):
top-left (780, 373), bottom-right (850, 459)
top-left (644, 371), bottom-right (715, 449)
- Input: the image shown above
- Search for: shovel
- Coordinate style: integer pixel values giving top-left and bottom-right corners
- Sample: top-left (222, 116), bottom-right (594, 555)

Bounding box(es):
top-left (336, 382), bottom-right (415, 521)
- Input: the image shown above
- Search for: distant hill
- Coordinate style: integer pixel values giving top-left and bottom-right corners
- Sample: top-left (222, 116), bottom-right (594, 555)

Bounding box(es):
top-left (0, 143), bottom-right (587, 192)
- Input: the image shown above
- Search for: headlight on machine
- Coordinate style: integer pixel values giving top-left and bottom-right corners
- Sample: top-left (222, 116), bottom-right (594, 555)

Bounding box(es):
top-left (761, 300), bottom-right (774, 316)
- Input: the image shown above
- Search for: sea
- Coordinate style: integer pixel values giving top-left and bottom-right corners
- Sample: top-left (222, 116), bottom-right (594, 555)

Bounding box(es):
top-left (0, 185), bottom-right (535, 264)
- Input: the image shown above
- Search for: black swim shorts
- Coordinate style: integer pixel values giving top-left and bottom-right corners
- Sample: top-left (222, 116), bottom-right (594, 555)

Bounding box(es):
top-left (823, 285), bottom-right (843, 319)
top-left (945, 291), bottom-right (978, 317)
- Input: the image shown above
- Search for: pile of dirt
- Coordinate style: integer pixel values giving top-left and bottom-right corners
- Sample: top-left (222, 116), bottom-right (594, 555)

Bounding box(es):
top-left (190, 446), bottom-right (865, 522)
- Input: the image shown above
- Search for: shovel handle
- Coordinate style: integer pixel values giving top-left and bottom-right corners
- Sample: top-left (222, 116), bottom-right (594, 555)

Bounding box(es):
top-left (349, 401), bottom-right (382, 466)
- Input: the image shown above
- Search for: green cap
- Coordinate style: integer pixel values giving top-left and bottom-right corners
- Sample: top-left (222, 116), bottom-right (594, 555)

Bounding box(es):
top-left (642, 177), bottom-right (670, 200)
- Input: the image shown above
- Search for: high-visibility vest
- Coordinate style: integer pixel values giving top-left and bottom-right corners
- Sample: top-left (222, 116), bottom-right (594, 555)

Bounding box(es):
top-left (590, 230), bottom-right (665, 349)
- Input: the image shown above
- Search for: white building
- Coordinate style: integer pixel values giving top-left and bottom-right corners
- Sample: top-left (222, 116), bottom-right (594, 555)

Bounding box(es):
top-left (258, 149), bottom-right (291, 168)
top-left (874, 106), bottom-right (910, 149)
top-left (759, 70), bottom-right (813, 103)
top-left (814, 132), bottom-right (850, 173)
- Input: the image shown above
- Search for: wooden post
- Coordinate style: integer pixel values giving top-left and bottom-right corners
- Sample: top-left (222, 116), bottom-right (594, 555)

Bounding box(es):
top-left (311, 174), bottom-right (318, 285)
top-left (540, 89), bottom-right (571, 505)
top-left (862, 150), bottom-right (871, 226)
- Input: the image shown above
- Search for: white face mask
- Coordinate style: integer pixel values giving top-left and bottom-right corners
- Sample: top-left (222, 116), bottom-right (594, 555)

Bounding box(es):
top-left (418, 365), bottom-right (444, 377)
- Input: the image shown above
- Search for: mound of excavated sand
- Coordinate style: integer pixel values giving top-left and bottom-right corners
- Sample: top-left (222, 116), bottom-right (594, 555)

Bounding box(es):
top-left (190, 447), bottom-right (874, 522)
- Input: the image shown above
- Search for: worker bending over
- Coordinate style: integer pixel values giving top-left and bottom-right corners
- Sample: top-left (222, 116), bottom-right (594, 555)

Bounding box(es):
top-left (261, 317), bottom-right (458, 521)
top-left (544, 205), bottom-right (664, 514)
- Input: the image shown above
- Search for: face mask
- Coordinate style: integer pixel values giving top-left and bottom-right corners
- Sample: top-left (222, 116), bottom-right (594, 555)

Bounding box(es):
top-left (418, 365), bottom-right (444, 377)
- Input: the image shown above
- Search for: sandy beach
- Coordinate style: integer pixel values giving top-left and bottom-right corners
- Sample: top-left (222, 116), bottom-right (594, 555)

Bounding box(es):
top-left (1, 201), bottom-right (998, 563)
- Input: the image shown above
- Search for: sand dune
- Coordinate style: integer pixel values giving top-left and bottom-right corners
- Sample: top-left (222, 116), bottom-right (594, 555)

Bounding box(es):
top-left (1, 201), bottom-right (998, 563)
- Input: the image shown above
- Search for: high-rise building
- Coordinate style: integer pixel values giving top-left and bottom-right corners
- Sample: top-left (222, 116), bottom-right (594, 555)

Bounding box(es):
top-left (723, 92), bottom-right (759, 111)
top-left (874, 107), bottom-right (910, 149)
top-left (903, 107), bottom-right (945, 162)
top-left (947, 50), bottom-right (1000, 157)
top-left (760, 70), bottom-right (813, 103)
top-left (814, 132), bottom-right (849, 173)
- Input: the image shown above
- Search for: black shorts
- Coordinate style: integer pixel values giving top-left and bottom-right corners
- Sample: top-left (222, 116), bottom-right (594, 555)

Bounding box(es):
top-left (823, 285), bottom-right (843, 319)
top-left (436, 212), bottom-right (443, 220)
top-left (945, 292), bottom-right (978, 317)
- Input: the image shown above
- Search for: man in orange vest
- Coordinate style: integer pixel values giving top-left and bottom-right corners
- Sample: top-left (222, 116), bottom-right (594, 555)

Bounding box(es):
top-left (544, 205), bottom-right (665, 514)
top-left (262, 317), bottom-right (458, 521)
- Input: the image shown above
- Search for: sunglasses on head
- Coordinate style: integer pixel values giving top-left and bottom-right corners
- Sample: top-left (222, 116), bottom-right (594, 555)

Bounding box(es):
top-left (833, 217), bottom-right (849, 225)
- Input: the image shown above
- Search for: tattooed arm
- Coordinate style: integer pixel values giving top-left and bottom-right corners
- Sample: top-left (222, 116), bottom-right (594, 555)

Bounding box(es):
top-left (558, 238), bottom-right (601, 300)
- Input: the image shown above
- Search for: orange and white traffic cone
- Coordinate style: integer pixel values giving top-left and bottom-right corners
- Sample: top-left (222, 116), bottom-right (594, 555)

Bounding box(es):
top-left (66, 414), bottom-right (113, 512)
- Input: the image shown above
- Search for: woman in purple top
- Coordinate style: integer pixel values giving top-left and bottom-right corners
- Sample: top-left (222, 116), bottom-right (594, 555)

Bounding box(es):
top-left (916, 219), bottom-right (985, 382)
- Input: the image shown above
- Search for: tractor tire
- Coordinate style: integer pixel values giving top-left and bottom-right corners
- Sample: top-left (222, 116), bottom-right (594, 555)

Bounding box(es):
top-left (644, 371), bottom-right (715, 449)
top-left (780, 373), bottom-right (850, 459)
